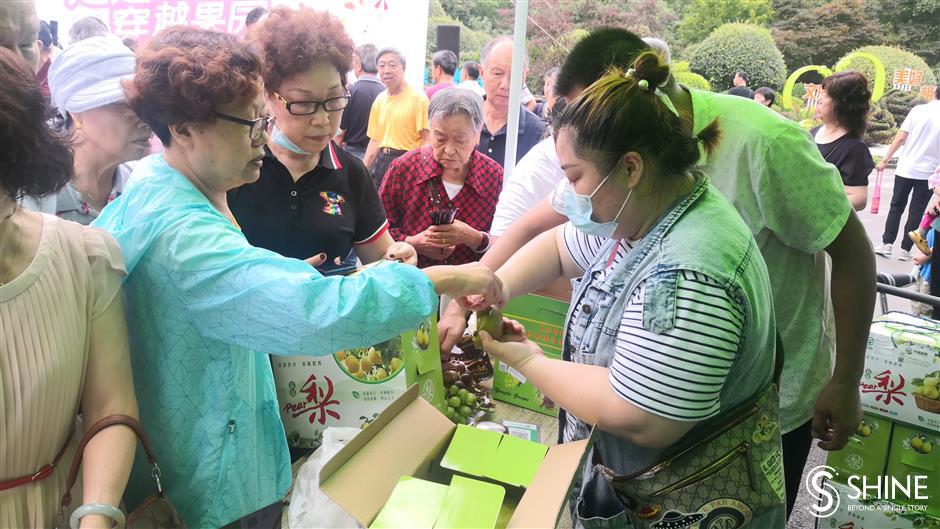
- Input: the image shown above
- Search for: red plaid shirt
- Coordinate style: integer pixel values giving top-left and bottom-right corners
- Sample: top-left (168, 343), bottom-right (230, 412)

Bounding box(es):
top-left (380, 145), bottom-right (503, 267)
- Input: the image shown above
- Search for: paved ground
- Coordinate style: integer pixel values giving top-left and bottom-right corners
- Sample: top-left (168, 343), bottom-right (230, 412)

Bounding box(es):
top-left (857, 166), bottom-right (926, 301)
top-left (787, 165), bottom-right (930, 529)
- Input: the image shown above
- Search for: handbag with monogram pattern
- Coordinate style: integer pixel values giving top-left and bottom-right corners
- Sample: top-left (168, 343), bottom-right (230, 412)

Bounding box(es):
top-left (596, 339), bottom-right (786, 529)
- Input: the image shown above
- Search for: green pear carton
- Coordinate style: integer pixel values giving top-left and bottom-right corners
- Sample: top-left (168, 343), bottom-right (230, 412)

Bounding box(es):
top-left (492, 294), bottom-right (568, 416)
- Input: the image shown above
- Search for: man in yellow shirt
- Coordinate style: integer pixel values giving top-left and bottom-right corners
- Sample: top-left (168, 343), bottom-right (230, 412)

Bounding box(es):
top-left (363, 47), bottom-right (430, 189)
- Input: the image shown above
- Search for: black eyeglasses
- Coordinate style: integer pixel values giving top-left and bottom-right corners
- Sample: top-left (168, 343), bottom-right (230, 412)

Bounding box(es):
top-left (275, 92), bottom-right (350, 116)
top-left (215, 112), bottom-right (275, 142)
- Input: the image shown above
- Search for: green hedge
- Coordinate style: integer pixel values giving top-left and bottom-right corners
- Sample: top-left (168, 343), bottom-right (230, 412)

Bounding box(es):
top-left (688, 23), bottom-right (787, 91)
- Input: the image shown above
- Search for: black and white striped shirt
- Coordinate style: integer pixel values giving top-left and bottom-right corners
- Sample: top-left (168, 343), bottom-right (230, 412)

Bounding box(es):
top-left (563, 224), bottom-right (743, 422)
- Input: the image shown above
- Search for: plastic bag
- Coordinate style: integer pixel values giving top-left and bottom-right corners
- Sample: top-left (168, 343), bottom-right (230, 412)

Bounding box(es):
top-left (288, 428), bottom-right (363, 529)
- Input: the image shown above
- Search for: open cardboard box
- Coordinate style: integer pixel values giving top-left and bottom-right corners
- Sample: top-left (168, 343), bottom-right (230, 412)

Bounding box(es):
top-left (319, 385), bottom-right (593, 528)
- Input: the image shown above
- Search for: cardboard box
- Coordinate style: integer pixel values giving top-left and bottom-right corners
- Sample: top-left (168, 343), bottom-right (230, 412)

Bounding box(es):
top-left (828, 414), bottom-right (894, 486)
top-left (319, 385), bottom-right (593, 529)
top-left (816, 480), bottom-right (868, 529)
top-left (493, 294), bottom-right (569, 416)
top-left (274, 318), bottom-right (445, 448)
top-left (885, 424), bottom-right (940, 516)
top-left (861, 313), bottom-right (940, 433)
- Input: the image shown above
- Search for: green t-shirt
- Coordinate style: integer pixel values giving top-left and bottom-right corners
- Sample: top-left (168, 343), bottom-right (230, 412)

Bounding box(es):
top-left (690, 88), bottom-right (852, 432)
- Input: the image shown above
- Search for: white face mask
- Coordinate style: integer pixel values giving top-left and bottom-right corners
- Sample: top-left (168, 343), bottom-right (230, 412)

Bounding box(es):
top-left (559, 164), bottom-right (633, 240)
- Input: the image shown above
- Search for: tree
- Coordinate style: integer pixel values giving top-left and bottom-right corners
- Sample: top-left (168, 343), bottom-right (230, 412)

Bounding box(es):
top-left (675, 0), bottom-right (774, 48)
top-left (494, 0), bottom-right (677, 93)
top-left (874, 0), bottom-right (940, 66)
top-left (771, 0), bottom-right (886, 69)
top-left (440, 0), bottom-right (504, 33)
top-left (427, 0), bottom-right (494, 63)
top-left (689, 23), bottom-right (788, 90)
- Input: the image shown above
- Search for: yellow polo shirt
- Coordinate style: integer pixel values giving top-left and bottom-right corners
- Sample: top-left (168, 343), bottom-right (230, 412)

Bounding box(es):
top-left (366, 84), bottom-right (429, 151)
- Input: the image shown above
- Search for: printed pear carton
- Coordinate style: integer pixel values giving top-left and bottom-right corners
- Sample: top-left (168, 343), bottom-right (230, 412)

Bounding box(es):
top-left (885, 424), bottom-right (940, 516)
top-left (492, 294), bottom-right (568, 416)
top-left (861, 313), bottom-right (940, 433)
top-left (273, 318), bottom-right (445, 448)
top-left (827, 414), bottom-right (894, 486)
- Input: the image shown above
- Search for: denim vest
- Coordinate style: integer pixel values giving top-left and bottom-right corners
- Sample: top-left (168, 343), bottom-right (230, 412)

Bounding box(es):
top-left (561, 175), bottom-right (777, 528)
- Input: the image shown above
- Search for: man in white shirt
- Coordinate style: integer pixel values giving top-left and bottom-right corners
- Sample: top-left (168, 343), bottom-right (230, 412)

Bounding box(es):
top-left (456, 60), bottom-right (485, 97)
top-left (874, 90), bottom-right (940, 260)
top-left (440, 28), bottom-right (876, 520)
top-left (489, 136), bottom-right (561, 236)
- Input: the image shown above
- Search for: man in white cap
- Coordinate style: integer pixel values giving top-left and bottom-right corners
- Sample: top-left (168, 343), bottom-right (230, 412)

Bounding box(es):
top-left (22, 36), bottom-right (151, 224)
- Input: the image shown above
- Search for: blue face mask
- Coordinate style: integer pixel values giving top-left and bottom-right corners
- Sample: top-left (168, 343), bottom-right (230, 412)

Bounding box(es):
top-left (271, 125), bottom-right (312, 155)
top-left (560, 165), bottom-right (633, 240)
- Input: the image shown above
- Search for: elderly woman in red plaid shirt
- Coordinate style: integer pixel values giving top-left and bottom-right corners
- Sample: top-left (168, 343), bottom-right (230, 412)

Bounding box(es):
top-left (379, 88), bottom-right (504, 268)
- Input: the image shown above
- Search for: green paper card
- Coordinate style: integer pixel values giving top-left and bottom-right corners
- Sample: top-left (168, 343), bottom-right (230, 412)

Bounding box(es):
top-left (370, 476), bottom-right (449, 529)
top-left (487, 433), bottom-right (549, 487)
top-left (435, 476), bottom-right (505, 529)
top-left (441, 424), bottom-right (502, 473)
top-left (441, 424), bottom-right (549, 488)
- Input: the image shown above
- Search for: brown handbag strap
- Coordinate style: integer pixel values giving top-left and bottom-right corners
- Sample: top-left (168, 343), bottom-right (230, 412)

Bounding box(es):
top-left (59, 415), bottom-right (161, 510)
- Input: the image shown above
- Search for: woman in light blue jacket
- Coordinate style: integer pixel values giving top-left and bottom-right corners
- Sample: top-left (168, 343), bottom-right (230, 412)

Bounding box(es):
top-left (92, 27), bottom-right (499, 529)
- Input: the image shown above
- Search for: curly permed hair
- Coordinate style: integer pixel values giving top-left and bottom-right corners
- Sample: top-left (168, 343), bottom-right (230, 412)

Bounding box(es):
top-left (247, 6), bottom-right (355, 90)
top-left (124, 26), bottom-right (262, 146)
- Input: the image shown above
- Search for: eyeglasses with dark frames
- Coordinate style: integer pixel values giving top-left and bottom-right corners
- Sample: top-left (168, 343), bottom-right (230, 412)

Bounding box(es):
top-left (215, 112), bottom-right (275, 142)
top-left (274, 92), bottom-right (351, 116)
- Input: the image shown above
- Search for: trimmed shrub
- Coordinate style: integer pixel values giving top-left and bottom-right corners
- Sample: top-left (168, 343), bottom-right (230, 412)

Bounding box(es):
top-left (880, 89), bottom-right (920, 126)
top-left (688, 23), bottom-right (787, 91)
top-left (675, 71), bottom-right (711, 91)
top-left (836, 46), bottom-right (937, 92)
top-left (864, 104), bottom-right (898, 146)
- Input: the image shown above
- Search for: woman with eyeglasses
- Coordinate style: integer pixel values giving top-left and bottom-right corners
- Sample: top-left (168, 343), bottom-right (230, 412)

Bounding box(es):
top-left (228, 6), bottom-right (414, 273)
top-left (91, 27), bottom-right (501, 529)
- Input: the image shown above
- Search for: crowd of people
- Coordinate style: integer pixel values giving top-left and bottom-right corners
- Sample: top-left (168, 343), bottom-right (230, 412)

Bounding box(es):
top-left (2, 1), bottom-right (940, 528)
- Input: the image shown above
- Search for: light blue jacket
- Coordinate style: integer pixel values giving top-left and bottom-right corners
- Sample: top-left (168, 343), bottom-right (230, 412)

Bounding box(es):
top-left (92, 154), bottom-right (438, 528)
